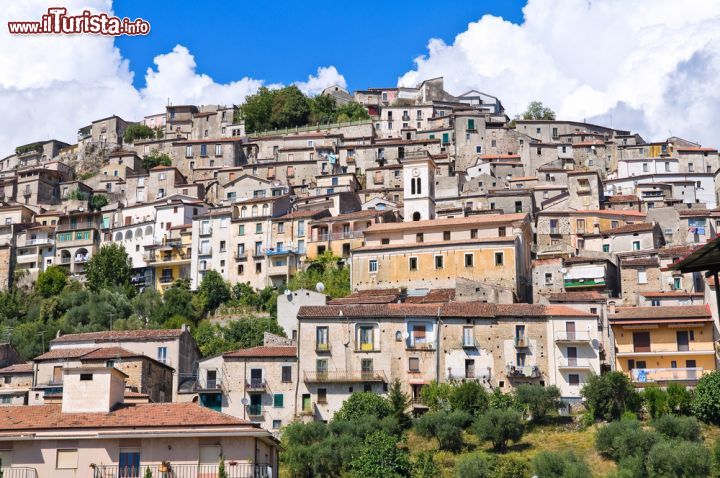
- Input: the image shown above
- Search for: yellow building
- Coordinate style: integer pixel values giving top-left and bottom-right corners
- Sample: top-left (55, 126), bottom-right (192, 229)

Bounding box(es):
top-left (145, 225), bottom-right (192, 291)
top-left (307, 209), bottom-right (397, 260)
top-left (610, 305), bottom-right (715, 386)
top-left (351, 213), bottom-right (533, 301)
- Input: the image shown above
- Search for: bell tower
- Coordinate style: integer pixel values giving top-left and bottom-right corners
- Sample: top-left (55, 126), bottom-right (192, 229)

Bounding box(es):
top-left (402, 154), bottom-right (436, 222)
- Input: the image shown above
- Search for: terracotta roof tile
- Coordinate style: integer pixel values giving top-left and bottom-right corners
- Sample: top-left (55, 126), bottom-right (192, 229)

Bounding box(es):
top-left (639, 291), bottom-right (705, 298)
top-left (51, 329), bottom-right (185, 344)
top-left (610, 305), bottom-right (710, 321)
top-left (34, 347), bottom-right (99, 361)
top-left (311, 209), bottom-right (385, 223)
top-left (0, 362), bottom-right (33, 374)
top-left (546, 291), bottom-right (607, 302)
top-left (621, 258), bottom-right (660, 267)
top-left (363, 213), bottom-right (527, 234)
top-left (405, 289), bottom-right (456, 304)
top-left (223, 346), bottom-right (296, 358)
top-left (354, 237), bottom-right (516, 252)
top-left (608, 195), bottom-right (640, 203)
top-left (276, 208), bottom-right (330, 220)
top-left (0, 403), bottom-right (259, 431)
top-left (78, 347), bottom-right (145, 361)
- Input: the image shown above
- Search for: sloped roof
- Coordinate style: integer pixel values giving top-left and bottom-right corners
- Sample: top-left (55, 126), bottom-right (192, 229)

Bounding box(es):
top-left (223, 346), bottom-right (296, 358)
top-left (51, 329), bottom-right (185, 344)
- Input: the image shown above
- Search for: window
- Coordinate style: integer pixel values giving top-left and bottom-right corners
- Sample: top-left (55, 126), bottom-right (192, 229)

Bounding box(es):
top-left (185, 145), bottom-right (192, 158)
top-left (467, 118), bottom-right (475, 130)
top-left (498, 226), bottom-right (506, 237)
top-left (80, 373), bottom-right (93, 381)
top-left (272, 420), bottom-right (282, 429)
top-left (369, 259), bottom-right (378, 273)
top-left (611, 220), bottom-right (619, 228)
top-left (359, 326), bottom-right (374, 351)
top-left (443, 231), bottom-right (451, 241)
top-left (434, 255), bottom-right (444, 269)
top-left (409, 357), bottom-right (420, 372)
top-left (689, 163), bottom-right (694, 172)
top-left (361, 358), bottom-right (373, 373)
top-left (494, 252), bottom-right (504, 266)
top-left (273, 393), bottom-right (284, 408)
top-left (673, 277), bottom-right (682, 290)
top-left (200, 144), bottom-right (207, 157)
top-left (416, 233), bottom-right (424, 243)
top-left (215, 144), bottom-right (222, 156)
top-left (463, 326), bottom-right (474, 347)
top-left (470, 228), bottom-right (478, 239)
top-left (282, 366), bottom-right (292, 383)
top-left (412, 325), bottom-right (427, 345)
top-left (603, 244), bottom-right (610, 253)
top-left (632, 241), bottom-right (640, 250)
top-left (568, 374), bottom-right (580, 386)
top-left (409, 257), bottom-right (418, 271)
top-left (255, 223), bottom-right (262, 233)
top-left (317, 388), bottom-right (327, 404)
top-left (515, 201), bottom-right (523, 213)
top-left (157, 347), bottom-right (167, 364)
top-left (665, 162), bottom-right (671, 172)
top-left (651, 300), bottom-right (660, 306)
top-left (464, 253), bottom-right (474, 267)
top-left (316, 327), bottom-right (329, 350)
top-left (545, 273), bottom-right (553, 285)
top-left (638, 269), bottom-right (647, 284)
top-left (56, 449), bottom-right (78, 469)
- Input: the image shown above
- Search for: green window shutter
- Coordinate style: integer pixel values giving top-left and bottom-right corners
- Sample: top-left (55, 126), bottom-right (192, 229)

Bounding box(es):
top-left (442, 133), bottom-right (449, 144)
top-left (467, 119), bottom-right (475, 130)
top-left (429, 134), bottom-right (435, 139)
top-left (273, 393), bottom-right (284, 408)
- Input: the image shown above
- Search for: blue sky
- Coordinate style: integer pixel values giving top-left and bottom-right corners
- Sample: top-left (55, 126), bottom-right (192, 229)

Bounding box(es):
top-left (114, 0), bottom-right (526, 90)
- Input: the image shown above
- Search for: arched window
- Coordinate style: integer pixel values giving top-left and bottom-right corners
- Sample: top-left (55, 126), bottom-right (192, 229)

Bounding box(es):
top-left (135, 228), bottom-right (143, 239)
top-left (114, 232), bottom-right (122, 241)
top-left (145, 225), bottom-right (153, 236)
top-left (124, 230), bottom-right (133, 240)
top-left (262, 204), bottom-right (268, 216)
top-left (411, 178), bottom-right (416, 195)
top-left (241, 206), bottom-right (247, 218)
top-left (251, 205), bottom-right (258, 217)
top-left (412, 212), bottom-right (421, 221)
top-left (416, 177), bottom-right (422, 195)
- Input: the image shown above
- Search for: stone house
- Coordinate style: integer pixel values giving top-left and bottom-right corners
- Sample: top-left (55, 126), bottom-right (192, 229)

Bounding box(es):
top-left (54, 210), bottom-right (103, 277)
top-left (0, 362), bottom-right (33, 406)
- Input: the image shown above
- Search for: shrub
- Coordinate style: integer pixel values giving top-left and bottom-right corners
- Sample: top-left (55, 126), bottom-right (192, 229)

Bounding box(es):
top-left (596, 419), bottom-right (660, 461)
top-left (692, 370), bottom-right (720, 424)
top-left (666, 383), bottom-right (693, 415)
top-left (651, 414), bottom-right (701, 442)
top-left (334, 392), bottom-right (392, 422)
top-left (412, 451), bottom-right (439, 478)
top-left (419, 381), bottom-right (453, 411)
top-left (123, 123), bottom-right (155, 143)
top-left (472, 408), bottom-right (524, 453)
top-left (532, 451), bottom-right (591, 478)
top-left (449, 380), bottom-right (489, 416)
top-left (489, 388), bottom-right (516, 410)
top-left (349, 431), bottom-right (410, 478)
top-left (514, 384), bottom-right (561, 422)
top-left (454, 453), bottom-right (493, 478)
top-left (36, 266), bottom-right (68, 297)
top-left (642, 385), bottom-right (669, 418)
top-left (646, 440), bottom-right (712, 478)
top-left (581, 372), bottom-right (641, 421)
top-left (414, 410), bottom-right (470, 452)
top-left (493, 456), bottom-right (528, 478)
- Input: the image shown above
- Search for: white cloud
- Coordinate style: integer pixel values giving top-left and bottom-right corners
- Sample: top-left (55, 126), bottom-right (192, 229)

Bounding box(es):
top-left (399, 0), bottom-right (720, 144)
top-left (0, 1), bottom-right (345, 156)
top-left (293, 66), bottom-right (347, 96)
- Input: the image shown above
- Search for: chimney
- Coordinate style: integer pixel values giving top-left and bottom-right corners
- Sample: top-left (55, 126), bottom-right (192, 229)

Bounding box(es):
top-left (61, 367), bottom-right (127, 414)
top-left (608, 300), bottom-right (616, 315)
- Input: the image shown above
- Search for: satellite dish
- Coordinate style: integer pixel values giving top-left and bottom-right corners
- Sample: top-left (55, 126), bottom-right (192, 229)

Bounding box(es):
top-left (560, 268), bottom-right (567, 274)
top-left (240, 398), bottom-right (249, 406)
top-left (316, 282), bottom-right (325, 293)
top-left (285, 289), bottom-right (293, 297)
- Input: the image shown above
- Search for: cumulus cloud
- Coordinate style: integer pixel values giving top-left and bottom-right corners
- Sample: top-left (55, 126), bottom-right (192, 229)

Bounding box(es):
top-left (0, 1), bottom-right (345, 156)
top-left (293, 66), bottom-right (347, 96)
top-left (399, 0), bottom-right (720, 144)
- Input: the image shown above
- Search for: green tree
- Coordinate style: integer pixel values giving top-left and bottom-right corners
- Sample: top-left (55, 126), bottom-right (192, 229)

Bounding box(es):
top-left (218, 455), bottom-right (228, 478)
top-left (334, 392), bottom-right (392, 422)
top-left (493, 456), bottom-right (528, 478)
top-left (692, 370), bottom-right (720, 424)
top-left (388, 379), bottom-right (411, 429)
top-left (336, 102), bottom-right (371, 122)
top-left (414, 410), bottom-right (470, 452)
top-left (419, 381), bottom-right (453, 411)
top-left (581, 372), bottom-right (641, 421)
top-left (520, 100), bottom-right (556, 120)
top-left (489, 388), bottom-right (516, 410)
top-left (651, 414), bottom-right (701, 442)
top-left (288, 253), bottom-right (350, 298)
top-left (309, 95), bottom-right (337, 124)
top-left (36, 266), bottom-right (67, 297)
top-left (123, 124), bottom-right (155, 143)
top-left (472, 408), bottom-right (524, 453)
top-left (595, 419), bottom-right (660, 462)
top-left (89, 194), bottom-right (108, 211)
top-left (221, 316), bottom-right (285, 349)
top-left (196, 270), bottom-right (231, 315)
top-left (514, 384), bottom-right (560, 422)
top-left (532, 451), bottom-right (591, 478)
top-left (270, 86), bottom-right (310, 130)
top-left (454, 453), bottom-right (493, 478)
top-left (141, 152), bottom-right (172, 171)
top-left (642, 385), bottom-right (669, 418)
top-left (143, 466), bottom-right (152, 478)
top-left (646, 440), bottom-right (712, 478)
top-left (412, 452), bottom-right (439, 478)
top-left (160, 279), bottom-right (198, 323)
top-left (449, 380), bottom-right (489, 416)
top-left (666, 383), bottom-right (693, 415)
top-left (84, 243), bottom-right (132, 292)
top-left (350, 431), bottom-right (410, 478)
top-left (192, 320), bottom-right (230, 356)
top-left (242, 87), bottom-right (277, 133)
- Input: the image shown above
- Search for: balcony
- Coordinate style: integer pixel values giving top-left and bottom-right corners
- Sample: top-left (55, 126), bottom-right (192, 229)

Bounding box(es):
top-left (198, 247), bottom-right (212, 256)
top-left (549, 227), bottom-right (560, 235)
top-left (355, 342), bottom-right (379, 352)
top-left (159, 275), bottom-right (174, 284)
top-left (144, 252), bottom-right (157, 263)
top-left (406, 342), bottom-right (435, 351)
top-left (196, 377), bottom-right (222, 391)
top-left (2, 468), bottom-right (38, 478)
top-left (246, 378), bottom-right (266, 391)
top-left (514, 337), bottom-right (528, 348)
top-left (92, 464), bottom-right (271, 478)
top-left (73, 255), bottom-right (89, 263)
top-left (247, 404), bottom-right (263, 416)
top-left (555, 331), bottom-right (593, 343)
top-left (59, 257), bottom-right (72, 265)
top-left (252, 249), bottom-right (265, 258)
top-left (505, 364), bottom-right (541, 379)
top-left (315, 343), bottom-right (331, 353)
top-left (402, 114), bottom-right (411, 121)
top-left (310, 231), bottom-right (363, 242)
top-left (23, 238), bottom-right (52, 246)
top-left (461, 337), bottom-right (479, 348)
top-left (630, 367), bottom-right (704, 384)
top-left (56, 222), bottom-right (98, 232)
top-left (616, 348), bottom-right (716, 357)
top-left (234, 252), bottom-right (248, 261)
top-left (199, 227), bottom-right (213, 237)
top-left (557, 360), bottom-right (593, 370)
top-left (304, 370), bottom-right (387, 383)
top-left (266, 247), bottom-right (297, 256)
top-left (564, 278), bottom-right (605, 288)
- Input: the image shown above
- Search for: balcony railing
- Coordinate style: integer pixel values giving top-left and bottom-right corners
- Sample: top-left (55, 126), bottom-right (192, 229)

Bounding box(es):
top-left (631, 367), bottom-right (704, 383)
top-left (557, 360), bottom-right (593, 369)
top-left (92, 463), bottom-right (271, 478)
top-left (461, 337), bottom-right (479, 348)
top-left (56, 223), bottom-right (98, 232)
top-left (555, 331), bottom-right (592, 342)
top-left (266, 247), bottom-right (297, 256)
top-left (234, 252), bottom-right (247, 261)
top-left (315, 343), bottom-right (331, 353)
top-left (159, 275), bottom-right (175, 284)
top-left (247, 404), bottom-right (263, 416)
top-left (514, 337), bottom-right (528, 348)
top-left (24, 238), bottom-right (52, 246)
top-left (310, 231), bottom-right (364, 242)
top-left (304, 370), bottom-right (388, 383)
top-left (505, 364), bottom-right (541, 379)
top-left (74, 255), bottom-right (89, 263)
top-left (199, 228), bottom-right (213, 237)
top-left (196, 378), bottom-right (222, 391)
top-left (198, 247), bottom-right (212, 256)
top-left (2, 467), bottom-right (38, 478)
top-left (59, 257), bottom-right (72, 264)
top-left (246, 378), bottom-right (266, 391)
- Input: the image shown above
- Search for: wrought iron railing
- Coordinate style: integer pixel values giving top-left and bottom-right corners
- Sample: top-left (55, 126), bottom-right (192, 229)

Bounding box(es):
top-left (2, 467), bottom-right (39, 478)
top-left (92, 463), bottom-right (271, 478)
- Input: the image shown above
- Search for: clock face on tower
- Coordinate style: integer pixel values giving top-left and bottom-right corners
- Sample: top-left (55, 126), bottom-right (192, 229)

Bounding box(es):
top-left (412, 168), bottom-right (420, 177)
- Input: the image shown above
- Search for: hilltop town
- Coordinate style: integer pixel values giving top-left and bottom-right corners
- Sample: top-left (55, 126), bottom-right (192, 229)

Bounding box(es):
top-left (0, 77), bottom-right (718, 476)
